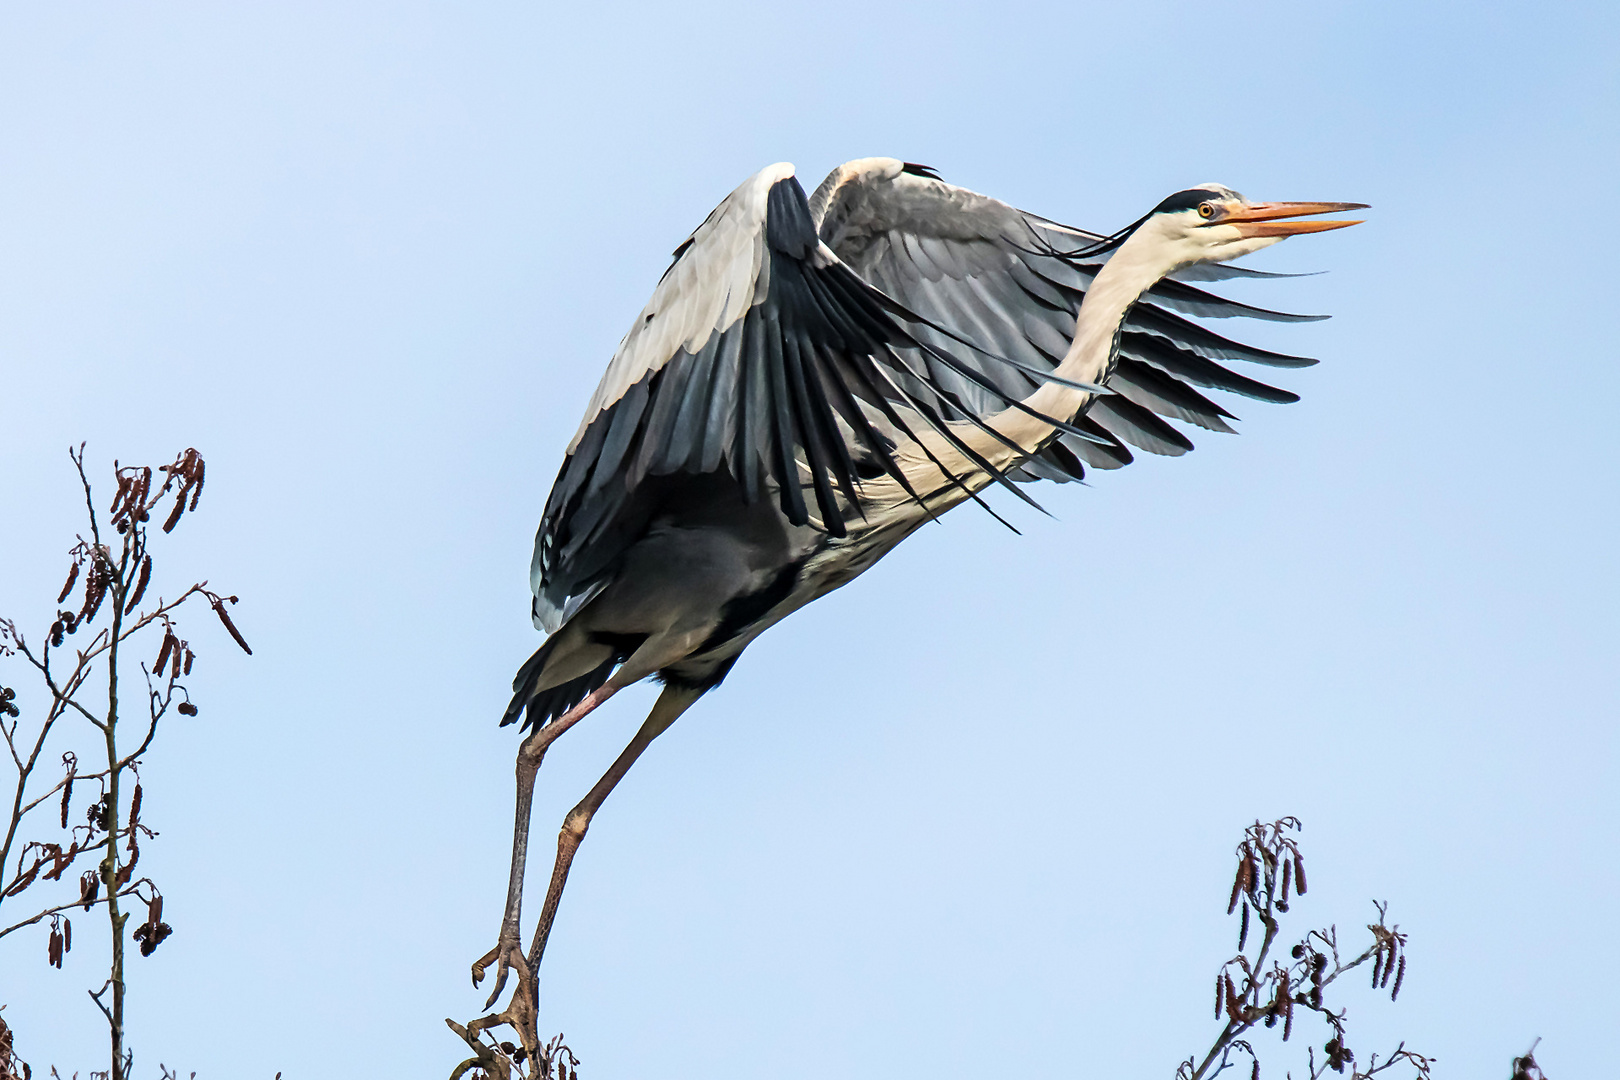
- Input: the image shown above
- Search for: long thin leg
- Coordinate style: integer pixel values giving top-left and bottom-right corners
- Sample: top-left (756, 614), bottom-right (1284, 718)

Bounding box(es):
top-left (525, 683), bottom-right (703, 976)
top-left (472, 683), bottom-right (619, 1008)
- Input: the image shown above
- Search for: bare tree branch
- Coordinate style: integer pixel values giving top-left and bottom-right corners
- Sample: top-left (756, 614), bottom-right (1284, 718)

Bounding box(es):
top-left (1, 446), bottom-right (246, 1079)
top-left (1175, 819), bottom-right (1434, 1080)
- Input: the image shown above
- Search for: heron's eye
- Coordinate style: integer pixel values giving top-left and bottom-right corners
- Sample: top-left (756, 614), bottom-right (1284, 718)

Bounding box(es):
top-left (1198, 202), bottom-right (1217, 219)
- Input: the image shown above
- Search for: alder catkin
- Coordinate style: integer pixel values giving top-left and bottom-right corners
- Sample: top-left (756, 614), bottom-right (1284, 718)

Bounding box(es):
top-left (125, 554), bottom-right (152, 613)
top-left (1391, 955), bottom-right (1406, 1000)
top-left (80, 564), bottom-right (107, 623)
top-left (14, 861), bottom-right (38, 893)
top-left (57, 561), bottom-right (80, 604)
top-left (1239, 901), bottom-right (1250, 950)
top-left (1293, 852), bottom-right (1307, 894)
top-left (162, 493), bottom-right (187, 532)
top-left (213, 598), bottom-right (252, 655)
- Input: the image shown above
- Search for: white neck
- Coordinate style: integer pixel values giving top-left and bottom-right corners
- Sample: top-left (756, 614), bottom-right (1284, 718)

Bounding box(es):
top-left (884, 222), bottom-right (1180, 504)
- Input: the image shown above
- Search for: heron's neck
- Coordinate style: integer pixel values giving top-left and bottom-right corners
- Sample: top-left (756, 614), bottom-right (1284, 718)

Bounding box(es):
top-left (1008, 231), bottom-right (1174, 447)
top-left (1065, 240), bottom-right (1165, 382)
top-left (879, 228), bottom-right (1181, 513)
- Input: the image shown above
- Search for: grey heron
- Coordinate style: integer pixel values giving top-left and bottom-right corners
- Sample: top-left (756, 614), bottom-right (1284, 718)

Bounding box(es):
top-left (468, 157), bottom-right (1364, 1046)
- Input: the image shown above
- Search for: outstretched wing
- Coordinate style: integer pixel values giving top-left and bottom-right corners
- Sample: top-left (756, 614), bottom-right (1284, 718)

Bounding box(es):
top-left (809, 157), bottom-right (1323, 479)
top-left (534, 163), bottom-right (1096, 633)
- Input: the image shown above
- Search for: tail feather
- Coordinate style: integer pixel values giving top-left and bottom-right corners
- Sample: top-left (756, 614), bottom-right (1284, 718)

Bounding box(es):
top-left (501, 637), bottom-right (633, 732)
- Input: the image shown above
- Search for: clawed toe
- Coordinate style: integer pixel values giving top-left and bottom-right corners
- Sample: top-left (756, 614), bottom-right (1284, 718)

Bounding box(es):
top-left (472, 936), bottom-right (532, 1012)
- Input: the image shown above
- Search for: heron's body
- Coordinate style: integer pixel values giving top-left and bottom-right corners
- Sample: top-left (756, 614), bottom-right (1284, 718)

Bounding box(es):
top-left (460, 156), bottom-right (1363, 1058)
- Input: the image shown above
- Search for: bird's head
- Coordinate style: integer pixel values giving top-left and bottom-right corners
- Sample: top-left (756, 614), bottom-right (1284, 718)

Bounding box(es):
top-left (1126, 184), bottom-right (1367, 271)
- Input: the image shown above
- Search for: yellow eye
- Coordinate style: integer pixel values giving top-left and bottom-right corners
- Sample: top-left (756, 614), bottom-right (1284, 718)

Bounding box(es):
top-left (1198, 202), bottom-right (1216, 219)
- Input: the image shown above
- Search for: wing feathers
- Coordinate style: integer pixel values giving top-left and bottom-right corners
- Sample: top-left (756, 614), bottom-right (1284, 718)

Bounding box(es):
top-left (536, 159), bottom-right (1330, 625)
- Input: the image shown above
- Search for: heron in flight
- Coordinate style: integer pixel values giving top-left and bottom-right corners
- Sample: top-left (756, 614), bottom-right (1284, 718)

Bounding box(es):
top-left (468, 157), bottom-right (1363, 1047)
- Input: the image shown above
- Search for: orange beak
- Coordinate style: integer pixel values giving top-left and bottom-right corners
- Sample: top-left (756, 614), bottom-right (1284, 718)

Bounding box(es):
top-left (1215, 201), bottom-right (1368, 238)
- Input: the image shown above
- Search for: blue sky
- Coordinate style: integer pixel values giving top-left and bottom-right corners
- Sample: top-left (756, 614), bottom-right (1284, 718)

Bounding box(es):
top-left (1, 1), bottom-right (1616, 1076)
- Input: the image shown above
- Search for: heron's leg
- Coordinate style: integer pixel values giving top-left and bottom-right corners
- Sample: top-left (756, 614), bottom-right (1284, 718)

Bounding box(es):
top-left (525, 682), bottom-right (703, 975)
top-left (472, 683), bottom-right (619, 1010)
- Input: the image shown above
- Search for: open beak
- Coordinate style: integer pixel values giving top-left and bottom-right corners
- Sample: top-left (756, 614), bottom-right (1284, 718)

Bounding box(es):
top-left (1216, 201), bottom-right (1368, 238)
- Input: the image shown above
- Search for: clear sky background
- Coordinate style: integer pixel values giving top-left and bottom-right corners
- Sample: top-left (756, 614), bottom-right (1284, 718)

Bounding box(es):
top-left (1, 1), bottom-right (1615, 1076)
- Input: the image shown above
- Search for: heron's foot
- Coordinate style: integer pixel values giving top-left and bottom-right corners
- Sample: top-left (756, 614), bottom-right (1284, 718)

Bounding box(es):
top-left (457, 936), bottom-right (540, 1072)
top-left (471, 932), bottom-right (533, 1011)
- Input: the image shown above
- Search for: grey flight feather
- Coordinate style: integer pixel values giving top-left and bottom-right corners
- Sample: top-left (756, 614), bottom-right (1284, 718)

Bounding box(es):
top-left (533, 158), bottom-right (1326, 634)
